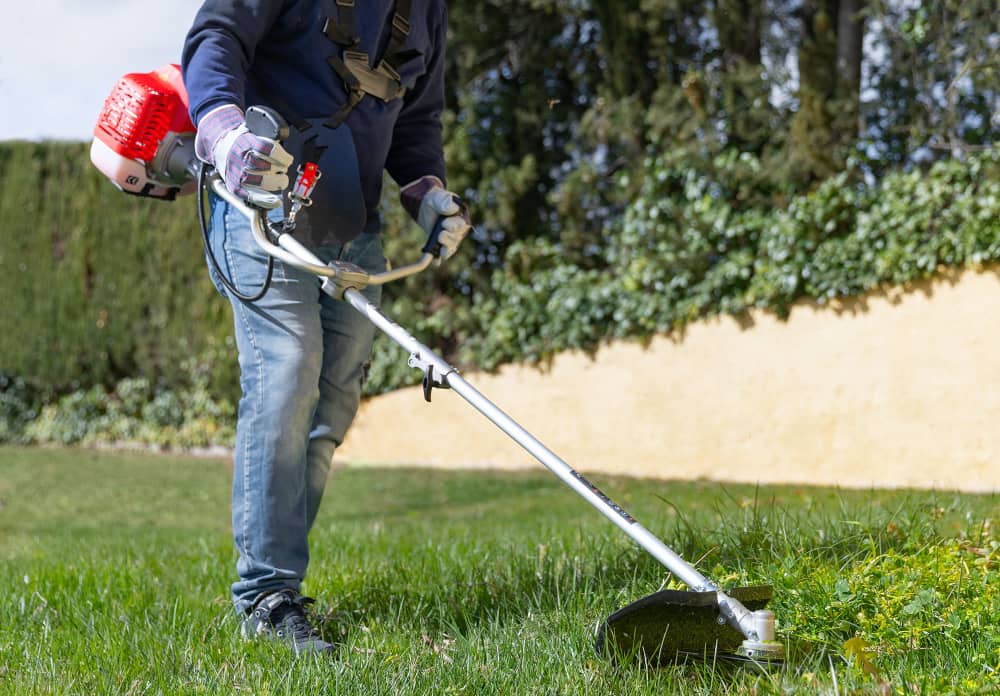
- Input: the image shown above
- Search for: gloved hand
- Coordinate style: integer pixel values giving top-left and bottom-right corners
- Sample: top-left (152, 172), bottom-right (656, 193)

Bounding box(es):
top-left (400, 176), bottom-right (472, 260)
top-left (194, 104), bottom-right (293, 209)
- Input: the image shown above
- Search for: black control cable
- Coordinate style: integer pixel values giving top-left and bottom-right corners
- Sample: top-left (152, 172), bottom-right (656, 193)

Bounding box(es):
top-left (197, 161), bottom-right (274, 303)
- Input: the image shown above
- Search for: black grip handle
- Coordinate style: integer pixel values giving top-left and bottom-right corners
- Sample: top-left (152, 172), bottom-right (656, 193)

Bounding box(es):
top-left (245, 105), bottom-right (290, 142)
top-left (421, 195), bottom-right (469, 258)
top-left (421, 217), bottom-right (449, 257)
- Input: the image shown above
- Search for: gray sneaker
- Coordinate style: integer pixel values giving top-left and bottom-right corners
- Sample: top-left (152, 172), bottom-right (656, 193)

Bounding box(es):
top-left (242, 590), bottom-right (334, 655)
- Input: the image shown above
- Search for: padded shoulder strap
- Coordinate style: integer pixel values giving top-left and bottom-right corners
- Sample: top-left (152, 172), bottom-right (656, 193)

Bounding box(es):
top-left (320, 0), bottom-right (418, 127)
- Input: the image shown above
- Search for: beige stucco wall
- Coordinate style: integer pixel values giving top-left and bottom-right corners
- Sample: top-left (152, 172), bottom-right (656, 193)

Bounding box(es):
top-left (339, 269), bottom-right (1000, 492)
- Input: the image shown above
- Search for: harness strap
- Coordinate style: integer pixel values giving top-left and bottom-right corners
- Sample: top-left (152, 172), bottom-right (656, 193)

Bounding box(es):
top-left (334, 0), bottom-right (356, 43)
top-left (386, 0), bottom-right (411, 60)
top-left (302, 133), bottom-right (322, 164)
top-left (385, 0), bottom-right (421, 66)
top-left (325, 88), bottom-right (366, 129)
top-left (324, 47), bottom-right (367, 128)
top-left (327, 52), bottom-right (363, 92)
top-left (324, 0), bottom-right (414, 106)
top-left (323, 15), bottom-right (356, 48)
top-left (257, 0), bottom-right (415, 137)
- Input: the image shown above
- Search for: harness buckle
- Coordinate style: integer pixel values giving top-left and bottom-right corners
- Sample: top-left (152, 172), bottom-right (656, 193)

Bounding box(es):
top-left (391, 13), bottom-right (410, 36)
top-left (343, 49), bottom-right (370, 66)
top-left (342, 51), bottom-right (406, 102)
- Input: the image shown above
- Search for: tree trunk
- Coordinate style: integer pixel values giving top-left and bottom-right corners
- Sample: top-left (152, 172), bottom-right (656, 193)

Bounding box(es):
top-left (788, 0), bottom-right (866, 182)
top-left (716, 0), bottom-right (762, 65)
top-left (836, 0), bottom-right (865, 95)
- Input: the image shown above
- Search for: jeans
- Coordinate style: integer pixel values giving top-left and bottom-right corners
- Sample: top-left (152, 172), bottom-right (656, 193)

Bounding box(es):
top-left (205, 193), bottom-right (385, 613)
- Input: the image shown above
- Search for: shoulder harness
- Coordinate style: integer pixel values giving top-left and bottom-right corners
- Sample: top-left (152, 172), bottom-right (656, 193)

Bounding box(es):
top-left (254, 0), bottom-right (417, 135)
top-left (323, 0), bottom-right (419, 128)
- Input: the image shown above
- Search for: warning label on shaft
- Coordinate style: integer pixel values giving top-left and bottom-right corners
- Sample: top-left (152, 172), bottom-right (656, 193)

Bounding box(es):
top-left (569, 470), bottom-right (636, 524)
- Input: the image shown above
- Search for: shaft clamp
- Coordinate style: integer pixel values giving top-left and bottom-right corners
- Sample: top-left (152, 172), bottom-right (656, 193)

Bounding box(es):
top-left (408, 353), bottom-right (454, 402)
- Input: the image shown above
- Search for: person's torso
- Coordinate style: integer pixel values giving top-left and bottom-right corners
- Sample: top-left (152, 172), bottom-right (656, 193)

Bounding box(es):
top-left (245, 0), bottom-right (438, 227)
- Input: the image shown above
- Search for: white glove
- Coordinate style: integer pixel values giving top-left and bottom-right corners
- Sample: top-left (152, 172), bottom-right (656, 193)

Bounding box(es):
top-left (400, 176), bottom-right (472, 260)
top-left (195, 104), bottom-right (294, 209)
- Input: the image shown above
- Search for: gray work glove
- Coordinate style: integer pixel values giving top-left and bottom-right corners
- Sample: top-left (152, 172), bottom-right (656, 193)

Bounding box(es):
top-left (400, 176), bottom-right (472, 260)
top-left (194, 104), bottom-right (293, 209)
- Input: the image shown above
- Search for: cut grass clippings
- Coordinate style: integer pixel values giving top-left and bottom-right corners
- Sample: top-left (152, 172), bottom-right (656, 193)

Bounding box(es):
top-left (1, 446), bottom-right (998, 694)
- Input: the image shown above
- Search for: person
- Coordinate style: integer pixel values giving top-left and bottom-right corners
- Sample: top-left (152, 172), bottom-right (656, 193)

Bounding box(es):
top-left (181, 0), bottom-right (471, 654)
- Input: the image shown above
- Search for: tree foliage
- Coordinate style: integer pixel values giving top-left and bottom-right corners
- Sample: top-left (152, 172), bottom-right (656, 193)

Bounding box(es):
top-left (863, 0), bottom-right (1000, 168)
top-left (0, 0), bottom-right (997, 419)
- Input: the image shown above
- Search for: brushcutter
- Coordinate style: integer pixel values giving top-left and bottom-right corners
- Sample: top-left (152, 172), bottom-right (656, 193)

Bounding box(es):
top-left (90, 68), bottom-right (785, 665)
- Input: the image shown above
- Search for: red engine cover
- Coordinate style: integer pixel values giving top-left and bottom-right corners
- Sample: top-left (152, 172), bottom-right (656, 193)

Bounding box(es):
top-left (95, 64), bottom-right (195, 162)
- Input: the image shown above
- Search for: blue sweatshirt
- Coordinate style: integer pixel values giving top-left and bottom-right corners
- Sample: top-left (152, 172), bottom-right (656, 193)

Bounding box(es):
top-left (182, 0), bottom-right (447, 233)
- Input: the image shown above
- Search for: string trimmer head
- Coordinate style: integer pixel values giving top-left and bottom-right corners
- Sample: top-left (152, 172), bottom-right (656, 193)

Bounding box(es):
top-left (596, 585), bottom-right (784, 665)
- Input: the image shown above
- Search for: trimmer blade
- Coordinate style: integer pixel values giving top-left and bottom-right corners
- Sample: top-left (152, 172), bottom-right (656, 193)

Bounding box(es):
top-left (595, 585), bottom-right (779, 666)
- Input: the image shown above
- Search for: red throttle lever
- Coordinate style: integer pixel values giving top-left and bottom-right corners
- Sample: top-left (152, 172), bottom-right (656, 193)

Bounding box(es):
top-left (245, 105), bottom-right (321, 231)
top-left (286, 162), bottom-right (322, 230)
top-left (292, 161), bottom-right (321, 201)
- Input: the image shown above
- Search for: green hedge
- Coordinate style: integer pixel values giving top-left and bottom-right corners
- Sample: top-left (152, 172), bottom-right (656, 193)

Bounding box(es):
top-left (1, 144), bottom-right (998, 448)
top-left (0, 142), bottom-right (233, 394)
top-left (459, 149), bottom-right (1000, 369)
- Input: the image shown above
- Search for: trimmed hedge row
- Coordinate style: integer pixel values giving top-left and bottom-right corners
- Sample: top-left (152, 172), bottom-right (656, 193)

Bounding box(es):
top-left (2, 145), bottom-right (998, 447)
top-left (0, 142), bottom-right (234, 394)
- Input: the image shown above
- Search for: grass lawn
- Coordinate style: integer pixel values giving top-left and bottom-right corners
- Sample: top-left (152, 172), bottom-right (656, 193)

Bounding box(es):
top-left (1, 446), bottom-right (998, 694)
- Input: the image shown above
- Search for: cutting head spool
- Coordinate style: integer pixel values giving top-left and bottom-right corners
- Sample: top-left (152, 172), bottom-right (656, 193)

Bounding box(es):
top-left (595, 585), bottom-right (784, 666)
top-left (90, 64), bottom-right (198, 200)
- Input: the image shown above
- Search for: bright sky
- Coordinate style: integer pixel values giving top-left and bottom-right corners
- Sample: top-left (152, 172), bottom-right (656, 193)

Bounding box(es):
top-left (0, 0), bottom-right (205, 141)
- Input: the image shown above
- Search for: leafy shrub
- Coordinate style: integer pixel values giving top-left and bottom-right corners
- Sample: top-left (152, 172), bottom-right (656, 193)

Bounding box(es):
top-left (13, 378), bottom-right (235, 449)
top-left (0, 142), bottom-right (238, 398)
top-left (428, 149), bottom-right (1000, 377)
top-left (3, 147), bottom-right (998, 446)
top-left (0, 375), bottom-right (42, 445)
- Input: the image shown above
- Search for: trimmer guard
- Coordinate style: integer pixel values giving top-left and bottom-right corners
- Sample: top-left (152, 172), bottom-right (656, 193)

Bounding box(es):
top-left (595, 585), bottom-right (777, 665)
